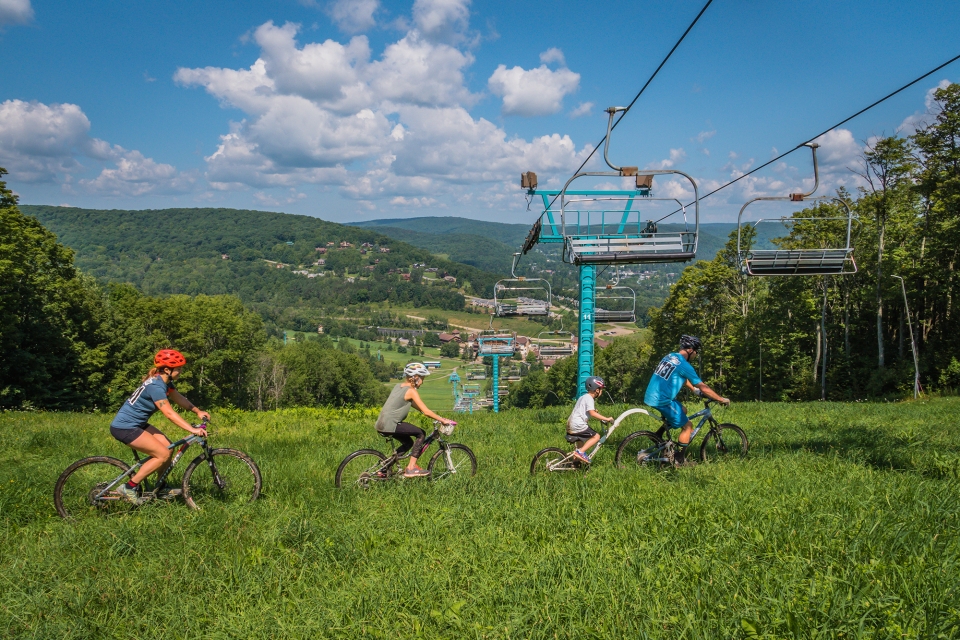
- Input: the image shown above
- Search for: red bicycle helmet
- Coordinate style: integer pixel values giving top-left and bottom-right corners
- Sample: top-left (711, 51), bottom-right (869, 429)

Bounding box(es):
top-left (154, 349), bottom-right (187, 368)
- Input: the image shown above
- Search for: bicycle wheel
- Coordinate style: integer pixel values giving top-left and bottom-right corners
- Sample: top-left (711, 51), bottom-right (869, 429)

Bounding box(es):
top-left (428, 443), bottom-right (477, 481)
top-left (182, 449), bottom-right (262, 510)
top-left (335, 449), bottom-right (387, 489)
top-left (530, 447), bottom-right (570, 475)
top-left (615, 431), bottom-right (669, 469)
top-left (700, 423), bottom-right (749, 463)
top-left (54, 456), bottom-right (136, 519)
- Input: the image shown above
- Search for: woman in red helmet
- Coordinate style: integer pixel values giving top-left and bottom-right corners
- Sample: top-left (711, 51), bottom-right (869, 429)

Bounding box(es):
top-left (109, 349), bottom-right (210, 503)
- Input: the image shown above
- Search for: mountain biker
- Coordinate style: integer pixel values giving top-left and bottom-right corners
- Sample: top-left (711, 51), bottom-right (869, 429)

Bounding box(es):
top-left (375, 362), bottom-right (456, 478)
top-left (644, 335), bottom-right (729, 466)
top-left (109, 350), bottom-right (210, 503)
top-left (569, 376), bottom-right (615, 464)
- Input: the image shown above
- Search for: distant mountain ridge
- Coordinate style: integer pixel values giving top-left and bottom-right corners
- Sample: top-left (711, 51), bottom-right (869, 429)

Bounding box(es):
top-left (20, 206), bottom-right (503, 322)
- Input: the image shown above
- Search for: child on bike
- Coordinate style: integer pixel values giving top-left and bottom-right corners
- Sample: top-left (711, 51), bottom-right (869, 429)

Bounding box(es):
top-left (644, 335), bottom-right (729, 466)
top-left (109, 349), bottom-right (210, 503)
top-left (375, 362), bottom-right (456, 478)
top-left (569, 376), bottom-right (614, 464)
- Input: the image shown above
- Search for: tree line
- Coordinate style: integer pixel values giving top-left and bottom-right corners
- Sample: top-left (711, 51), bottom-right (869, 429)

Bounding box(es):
top-left (0, 177), bottom-right (388, 411)
top-left (648, 83), bottom-right (960, 400)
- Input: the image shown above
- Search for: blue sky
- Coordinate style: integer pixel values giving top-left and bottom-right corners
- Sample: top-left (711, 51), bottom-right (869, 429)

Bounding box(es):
top-left (2, 0), bottom-right (959, 224)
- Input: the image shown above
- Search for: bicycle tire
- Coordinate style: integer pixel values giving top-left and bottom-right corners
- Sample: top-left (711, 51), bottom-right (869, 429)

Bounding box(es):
top-left (615, 431), bottom-right (669, 469)
top-left (699, 423), bottom-right (748, 463)
top-left (182, 448), bottom-right (262, 510)
top-left (334, 449), bottom-right (387, 489)
top-left (529, 447), bottom-right (569, 475)
top-left (428, 443), bottom-right (477, 481)
top-left (54, 456), bottom-right (136, 520)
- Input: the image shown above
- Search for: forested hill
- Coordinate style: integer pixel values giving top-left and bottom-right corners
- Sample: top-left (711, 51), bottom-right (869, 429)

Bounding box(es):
top-left (22, 206), bottom-right (501, 324)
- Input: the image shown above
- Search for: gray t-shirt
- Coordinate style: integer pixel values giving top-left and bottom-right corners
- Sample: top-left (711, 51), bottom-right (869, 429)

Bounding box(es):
top-left (375, 383), bottom-right (412, 433)
top-left (567, 393), bottom-right (596, 433)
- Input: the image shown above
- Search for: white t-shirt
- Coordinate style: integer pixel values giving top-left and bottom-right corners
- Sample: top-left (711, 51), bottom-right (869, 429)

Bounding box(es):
top-left (567, 393), bottom-right (596, 433)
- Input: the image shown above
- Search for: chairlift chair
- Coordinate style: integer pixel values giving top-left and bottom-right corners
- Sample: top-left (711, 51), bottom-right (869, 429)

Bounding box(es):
top-left (494, 253), bottom-right (551, 317)
top-left (594, 267), bottom-right (637, 323)
top-left (737, 143), bottom-right (858, 277)
top-left (466, 364), bottom-right (487, 380)
top-left (477, 333), bottom-right (515, 356)
top-left (555, 107), bottom-right (700, 266)
top-left (536, 318), bottom-right (575, 358)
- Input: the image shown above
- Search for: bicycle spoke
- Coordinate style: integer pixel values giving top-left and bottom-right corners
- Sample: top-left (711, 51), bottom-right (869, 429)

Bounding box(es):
top-left (183, 450), bottom-right (261, 509)
top-left (54, 458), bottom-right (136, 519)
top-left (429, 444), bottom-right (477, 481)
top-left (336, 451), bottom-right (389, 489)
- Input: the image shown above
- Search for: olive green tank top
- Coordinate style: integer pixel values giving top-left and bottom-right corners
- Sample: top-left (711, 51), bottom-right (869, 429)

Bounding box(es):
top-left (375, 383), bottom-right (412, 433)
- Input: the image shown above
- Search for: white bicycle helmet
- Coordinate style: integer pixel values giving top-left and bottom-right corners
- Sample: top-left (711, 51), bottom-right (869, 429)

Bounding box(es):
top-left (403, 362), bottom-right (431, 378)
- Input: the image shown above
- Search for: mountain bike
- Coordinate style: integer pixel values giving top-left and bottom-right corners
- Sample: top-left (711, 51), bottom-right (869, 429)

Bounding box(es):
top-left (530, 408), bottom-right (651, 474)
top-left (335, 421), bottom-right (476, 488)
top-left (54, 421), bottom-right (262, 519)
top-left (615, 399), bottom-right (748, 469)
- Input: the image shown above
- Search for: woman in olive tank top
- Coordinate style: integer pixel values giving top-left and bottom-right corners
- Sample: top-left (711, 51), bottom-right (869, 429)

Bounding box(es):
top-left (375, 362), bottom-right (456, 477)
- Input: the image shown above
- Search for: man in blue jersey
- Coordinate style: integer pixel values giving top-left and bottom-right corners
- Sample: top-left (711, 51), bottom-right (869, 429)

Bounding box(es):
top-left (644, 335), bottom-right (729, 466)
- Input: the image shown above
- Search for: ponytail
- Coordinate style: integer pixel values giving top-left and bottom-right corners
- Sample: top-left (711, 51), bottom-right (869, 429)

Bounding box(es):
top-left (142, 367), bottom-right (162, 383)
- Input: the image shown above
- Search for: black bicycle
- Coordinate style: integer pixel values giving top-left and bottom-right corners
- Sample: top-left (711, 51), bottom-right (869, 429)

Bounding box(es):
top-left (335, 421), bottom-right (477, 488)
top-left (54, 421), bottom-right (262, 519)
top-left (615, 399), bottom-right (748, 469)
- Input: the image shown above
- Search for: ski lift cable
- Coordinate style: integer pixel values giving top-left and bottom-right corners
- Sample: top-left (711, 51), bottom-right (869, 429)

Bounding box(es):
top-left (652, 51), bottom-right (960, 224)
top-left (521, 0), bottom-right (715, 251)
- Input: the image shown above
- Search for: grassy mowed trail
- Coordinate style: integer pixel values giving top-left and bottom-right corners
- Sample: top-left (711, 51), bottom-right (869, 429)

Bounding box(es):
top-left (2, 400), bottom-right (959, 638)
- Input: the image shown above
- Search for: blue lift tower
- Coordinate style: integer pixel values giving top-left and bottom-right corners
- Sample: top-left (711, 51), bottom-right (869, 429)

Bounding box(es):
top-left (519, 106), bottom-right (701, 396)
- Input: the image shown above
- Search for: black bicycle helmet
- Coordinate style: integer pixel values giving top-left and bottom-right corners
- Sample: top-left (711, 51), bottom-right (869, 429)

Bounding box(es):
top-left (679, 335), bottom-right (702, 352)
top-left (585, 376), bottom-right (606, 392)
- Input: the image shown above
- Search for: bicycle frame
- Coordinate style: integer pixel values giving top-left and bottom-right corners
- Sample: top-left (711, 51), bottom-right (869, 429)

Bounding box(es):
top-left (369, 425), bottom-right (458, 480)
top-left (545, 408), bottom-right (650, 471)
top-left (643, 401), bottom-right (721, 465)
top-left (93, 433), bottom-right (210, 500)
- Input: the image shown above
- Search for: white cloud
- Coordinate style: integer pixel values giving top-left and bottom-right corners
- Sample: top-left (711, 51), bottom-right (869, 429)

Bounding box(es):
top-left (327, 0), bottom-right (378, 33)
top-left (79, 150), bottom-right (196, 196)
top-left (811, 129), bottom-right (860, 165)
top-left (175, 16), bottom-right (590, 204)
top-left (0, 0), bottom-right (32, 25)
top-left (539, 48), bottom-right (565, 66)
top-left (254, 21), bottom-right (370, 107)
top-left (899, 79), bottom-right (951, 134)
top-left (569, 101), bottom-right (593, 118)
top-left (488, 52), bottom-right (580, 116)
top-left (693, 129), bottom-right (715, 144)
top-left (369, 32), bottom-right (476, 107)
top-left (646, 148), bottom-right (686, 170)
top-left (0, 99), bottom-right (194, 196)
top-left (0, 100), bottom-right (93, 181)
top-left (412, 0), bottom-right (470, 43)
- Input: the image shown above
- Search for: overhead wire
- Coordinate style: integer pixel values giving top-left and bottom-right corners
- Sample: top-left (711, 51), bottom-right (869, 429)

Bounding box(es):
top-left (653, 51), bottom-right (960, 223)
top-left (526, 0), bottom-right (715, 239)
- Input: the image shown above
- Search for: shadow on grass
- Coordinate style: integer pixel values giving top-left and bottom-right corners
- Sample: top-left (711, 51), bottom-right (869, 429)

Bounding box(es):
top-left (756, 426), bottom-right (960, 479)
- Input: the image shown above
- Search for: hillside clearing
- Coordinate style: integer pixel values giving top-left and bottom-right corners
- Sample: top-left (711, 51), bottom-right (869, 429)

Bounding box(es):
top-left (2, 399), bottom-right (959, 638)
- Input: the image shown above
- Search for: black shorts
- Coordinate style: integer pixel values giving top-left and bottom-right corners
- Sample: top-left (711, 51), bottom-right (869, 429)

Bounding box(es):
top-left (566, 427), bottom-right (598, 443)
top-left (110, 424), bottom-right (164, 445)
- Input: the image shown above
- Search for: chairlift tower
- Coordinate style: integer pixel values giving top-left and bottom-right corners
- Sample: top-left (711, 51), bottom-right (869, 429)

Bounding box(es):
top-left (519, 106), bottom-right (701, 396)
top-left (476, 332), bottom-right (515, 413)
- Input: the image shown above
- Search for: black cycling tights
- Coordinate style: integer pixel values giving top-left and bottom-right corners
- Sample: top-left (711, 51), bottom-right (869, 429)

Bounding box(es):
top-left (392, 422), bottom-right (427, 458)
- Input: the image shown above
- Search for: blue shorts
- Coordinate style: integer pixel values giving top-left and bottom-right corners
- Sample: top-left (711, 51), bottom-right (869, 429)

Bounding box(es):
top-left (652, 401), bottom-right (689, 430)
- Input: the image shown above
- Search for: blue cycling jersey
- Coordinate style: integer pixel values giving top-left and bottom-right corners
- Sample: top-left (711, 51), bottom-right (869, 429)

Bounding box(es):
top-left (643, 352), bottom-right (702, 407)
top-left (110, 376), bottom-right (174, 429)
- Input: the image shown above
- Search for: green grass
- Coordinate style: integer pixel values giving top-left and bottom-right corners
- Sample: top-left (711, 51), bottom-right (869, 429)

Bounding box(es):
top-left (2, 400), bottom-right (960, 638)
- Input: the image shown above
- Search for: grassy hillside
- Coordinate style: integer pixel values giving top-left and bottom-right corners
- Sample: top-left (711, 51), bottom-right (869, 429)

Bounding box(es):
top-left (3, 399), bottom-right (958, 637)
